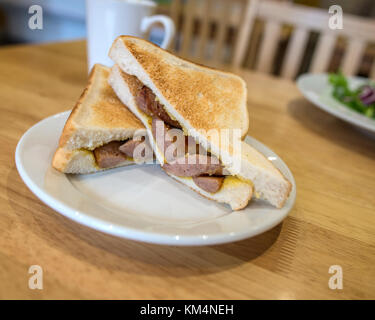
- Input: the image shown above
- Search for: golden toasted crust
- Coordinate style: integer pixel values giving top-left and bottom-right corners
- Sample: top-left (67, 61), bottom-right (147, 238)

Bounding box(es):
top-left (58, 64), bottom-right (144, 149)
top-left (58, 89), bottom-right (87, 148)
top-left (52, 64), bottom-right (146, 173)
top-left (110, 36), bottom-right (249, 137)
top-left (52, 147), bottom-right (73, 172)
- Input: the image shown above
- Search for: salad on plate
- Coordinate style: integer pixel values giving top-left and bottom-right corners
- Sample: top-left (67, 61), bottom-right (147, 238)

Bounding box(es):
top-left (329, 72), bottom-right (375, 119)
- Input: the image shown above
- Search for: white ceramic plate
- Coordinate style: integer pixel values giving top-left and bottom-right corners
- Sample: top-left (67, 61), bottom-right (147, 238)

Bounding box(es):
top-left (297, 73), bottom-right (375, 137)
top-left (15, 111), bottom-right (296, 246)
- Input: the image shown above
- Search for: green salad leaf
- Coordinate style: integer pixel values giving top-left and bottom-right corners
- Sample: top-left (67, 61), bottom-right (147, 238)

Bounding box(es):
top-left (328, 71), bottom-right (375, 119)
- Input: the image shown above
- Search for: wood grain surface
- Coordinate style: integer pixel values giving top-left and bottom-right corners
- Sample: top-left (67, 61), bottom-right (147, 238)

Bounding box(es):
top-left (0, 41), bottom-right (374, 299)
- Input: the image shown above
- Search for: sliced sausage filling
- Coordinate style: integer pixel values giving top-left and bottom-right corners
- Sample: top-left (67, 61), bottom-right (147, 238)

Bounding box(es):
top-left (193, 176), bottom-right (224, 194)
top-left (93, 141), bottom-right (129, 169)
top-left (137, 86), bottom-right (181, 128)
top-left (93, 138), bottom-right (144, 168)
top-left (162, 154), bottom-right (223, 177)
top-left (119, 138), bottom-right (145, 158)
top-left (136, 86), bottom-right (226, 194)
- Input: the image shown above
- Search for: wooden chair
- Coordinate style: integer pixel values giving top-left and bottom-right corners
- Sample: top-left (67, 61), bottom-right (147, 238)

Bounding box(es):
top-left (233, 0), bottom-right (375, 79)
top-left (169, 0), bottom-right (251, 68)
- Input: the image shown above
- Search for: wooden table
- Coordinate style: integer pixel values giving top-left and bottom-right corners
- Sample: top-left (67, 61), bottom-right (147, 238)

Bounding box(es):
top-left (1, 41), bottom-right (374, 299)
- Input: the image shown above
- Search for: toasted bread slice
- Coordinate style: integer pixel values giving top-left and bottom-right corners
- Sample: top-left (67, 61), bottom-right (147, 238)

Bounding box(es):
top-left (109, 37), bottom-right (291, 208)
top-left (109, 36), bottom-right (249, 137)
top-left (109, 65), bottom-right (253, 210)
top-left (52, 64), bottom-right (145, 174)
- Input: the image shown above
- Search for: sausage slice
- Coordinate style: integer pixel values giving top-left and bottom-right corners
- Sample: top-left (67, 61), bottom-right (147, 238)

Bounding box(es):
top-left (93, 141), bottom-right (128, 168)
top-left (137, 86), bottom-right (181, 128)
top-left (193, 176), bottom-right (224, 193)
top-left (152, 118), bottom-right (202, 162)
top-left (163, 154), bottom-right (222, 177)
top-left (119, 138), bottom-right (144, 158)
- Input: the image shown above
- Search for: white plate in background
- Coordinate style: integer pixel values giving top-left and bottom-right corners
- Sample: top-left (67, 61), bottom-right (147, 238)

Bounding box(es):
top-left (15, 111), bottom-right (296, 246)
top-left (297, 73), bottom-right (375, 137)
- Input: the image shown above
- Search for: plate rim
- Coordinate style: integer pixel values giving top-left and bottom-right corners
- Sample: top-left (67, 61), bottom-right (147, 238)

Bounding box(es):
top-left (15, 111), bottom-right (296, 246)
top-left (296, 72), bottom-right (375, 133)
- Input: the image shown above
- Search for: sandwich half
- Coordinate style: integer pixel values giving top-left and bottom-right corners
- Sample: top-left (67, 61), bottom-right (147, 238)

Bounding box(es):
top-left (108, 36), bottom-right (292, 210)
top-left (52, 64), bottom-right (148, 174)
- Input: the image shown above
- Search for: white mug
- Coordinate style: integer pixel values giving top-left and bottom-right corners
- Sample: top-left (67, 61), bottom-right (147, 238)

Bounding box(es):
top-left (86, 0), bottom-right (175, 71)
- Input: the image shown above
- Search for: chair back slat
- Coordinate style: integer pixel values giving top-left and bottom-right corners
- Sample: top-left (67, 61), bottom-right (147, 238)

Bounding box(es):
top-left (310, 33), bottom-right (337, 73)
top-left (233, 0), bottom-right (259, 68)
top-left (180, 0), bottom-right (196, 57)
top-left (281, 27), bottom-right (309, 79)
top-left (212, 0), bottom-right (231, 63)
top-left (341, 39), bottom-right (366, 76)
top-left (256, 20), bottom-right (281, 73)
top-left (170, 0), bottom-right (181, 27)
top-left (197, 0), bottom-right (213, 59)
top-left (170, 0), bottom-right (181, 50)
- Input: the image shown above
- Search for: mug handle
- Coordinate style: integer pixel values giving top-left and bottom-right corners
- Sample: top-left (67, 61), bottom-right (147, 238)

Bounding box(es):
top-left (140, 15), bottom-right (175, 50)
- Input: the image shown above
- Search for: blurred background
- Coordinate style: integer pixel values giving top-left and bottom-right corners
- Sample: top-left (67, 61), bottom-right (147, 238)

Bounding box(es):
top-left (0, 0), bottom-right (374, 78)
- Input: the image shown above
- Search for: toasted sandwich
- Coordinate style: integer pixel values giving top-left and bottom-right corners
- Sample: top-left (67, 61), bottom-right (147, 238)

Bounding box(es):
top-left (108, 36), bottom-right (292, 210)
top-left (52, 64), bottom-right (150, 174)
